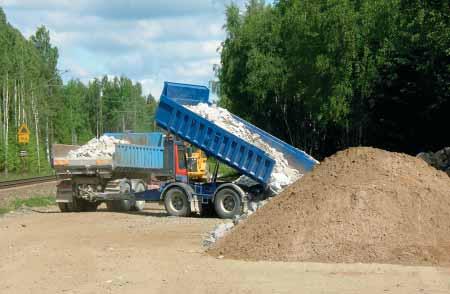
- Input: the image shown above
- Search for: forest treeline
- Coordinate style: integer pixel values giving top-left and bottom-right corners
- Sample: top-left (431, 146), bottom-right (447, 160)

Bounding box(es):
top-left (218, 0), bottom-right (449, 159)
top-left (0, 8), bottom-right (156, 175)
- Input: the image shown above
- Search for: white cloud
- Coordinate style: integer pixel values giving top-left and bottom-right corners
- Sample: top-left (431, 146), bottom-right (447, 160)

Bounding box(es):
top-left (1, 0), bottom-right (230, 96)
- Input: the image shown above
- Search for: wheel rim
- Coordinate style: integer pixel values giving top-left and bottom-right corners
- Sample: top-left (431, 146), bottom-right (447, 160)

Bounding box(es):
top-left (221, 194), bottom-right (236, 212)
top-left (170, 191), bottom-right (185, 211)
top-left (134, 182), bottom-right (146, 211)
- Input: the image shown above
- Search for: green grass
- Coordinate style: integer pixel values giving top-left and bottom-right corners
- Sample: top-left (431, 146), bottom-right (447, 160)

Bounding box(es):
top-left (12, 196), bottom-right (55, 209)
top-left (0, 207), bottom-right (10, 215)
top-left (207, 157), bottom-right (240, 179)
top-left (0, 196), bottom-right (55, 215)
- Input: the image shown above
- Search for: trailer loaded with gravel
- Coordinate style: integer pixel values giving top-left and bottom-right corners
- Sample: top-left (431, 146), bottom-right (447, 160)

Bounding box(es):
top-left (52, 82), bottom-right (318, 218)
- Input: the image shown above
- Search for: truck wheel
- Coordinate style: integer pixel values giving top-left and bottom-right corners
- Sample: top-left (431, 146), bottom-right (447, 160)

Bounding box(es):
top-left (201, 203), bottom-right (215, 217)
top-left (106, 201), bottom-right (116, 211)
top-left (72, 198), bottom-right (98, 212)
top-left (81, 200), bottom-right (98, 212)
top-left (164, 187), bottom-right (190, 217)
top-left (134, 200), bottom-right (146, 211)
top-left (58, 203), bottom-right (70, 212)
top-left (131, 181), bottom-right (146, 212)
top-left (214, 187), bottom-right (242, 219)
top-left (106, 180), bottom-right (132, 212)
top-left (106, 200), bottom-right (131, 212)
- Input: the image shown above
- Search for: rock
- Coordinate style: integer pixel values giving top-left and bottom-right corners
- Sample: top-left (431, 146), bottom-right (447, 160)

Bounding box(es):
top-left (248, 201), bottom-right (258, 212)
top-left (417, 147), bottom-right (450, 174)
top-left (68, 135), bottom-right (130, 159)
top-left (186, 103), bottom-right (318, 193)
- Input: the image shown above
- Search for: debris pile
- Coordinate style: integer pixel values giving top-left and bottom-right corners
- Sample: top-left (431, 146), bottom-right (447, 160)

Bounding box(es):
top-left (186, 103), bottom-right (311, 193)
top-left (209, 147), bottom-right (450, 265)
top-left (68, 135), bottom-right (129, 159)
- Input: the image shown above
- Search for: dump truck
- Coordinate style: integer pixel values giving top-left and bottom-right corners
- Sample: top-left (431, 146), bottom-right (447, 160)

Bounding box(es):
top-left (52, 82), bottom-right (317, 218)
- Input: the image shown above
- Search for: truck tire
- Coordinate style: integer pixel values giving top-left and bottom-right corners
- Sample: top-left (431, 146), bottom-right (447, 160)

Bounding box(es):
top-left (164, 187), bottom-right (191, 217)
top-left (106, 200), bottom-right (131, 212)
top-left (131, 180), bottom-right (146, 212)
top-left (80, 200), bottom-right (98, 212)
top-left (214, 187), bottom-right (243, 219)
top-left (58, 203), bottom-right (71, 212)
top-left (105, 201), bottom-right (116, 211)
top-left (201, 203), bottom-right (215, 217)
top-left (72, 197), bottom-right (98, 212)
top-left (105, 180), bottom-right (132, 212)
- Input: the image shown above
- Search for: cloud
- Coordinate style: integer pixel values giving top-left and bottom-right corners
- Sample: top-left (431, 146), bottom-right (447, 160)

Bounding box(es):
top-left (0, 0), bottom-right (235, 96)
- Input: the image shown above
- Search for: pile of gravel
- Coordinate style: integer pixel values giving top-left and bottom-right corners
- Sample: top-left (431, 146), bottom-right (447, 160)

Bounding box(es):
top-left (68, 135), bottom-right (129, 159)
top-left (186, 103), bottom-right (317, 194)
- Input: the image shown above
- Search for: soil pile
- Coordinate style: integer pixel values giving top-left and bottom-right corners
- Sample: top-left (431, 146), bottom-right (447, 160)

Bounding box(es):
top-left (209, 147), bottom-right (450, 265)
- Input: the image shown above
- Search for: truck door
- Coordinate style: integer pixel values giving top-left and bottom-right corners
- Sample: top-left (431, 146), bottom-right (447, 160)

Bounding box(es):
top-left (174, 143), bottom-right (188, 183)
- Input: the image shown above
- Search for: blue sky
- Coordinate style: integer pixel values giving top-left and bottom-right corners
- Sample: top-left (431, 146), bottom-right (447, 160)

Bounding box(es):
top-left (0, 0), bottom-right (250, 97)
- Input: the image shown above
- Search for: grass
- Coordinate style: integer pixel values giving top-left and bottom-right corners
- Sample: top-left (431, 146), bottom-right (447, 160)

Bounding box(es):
top-left (0, 195), bottom-right (55, 215)
top-left (0, 207), bottom-right (10, 215)
top-left (207, 157), bottom-right (240, 179)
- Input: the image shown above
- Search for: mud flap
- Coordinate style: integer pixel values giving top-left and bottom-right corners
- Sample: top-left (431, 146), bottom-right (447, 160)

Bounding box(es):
top-left (190, 195), bottom-right (201, 215)
top-left (56, 180), bottom-right (73, 203)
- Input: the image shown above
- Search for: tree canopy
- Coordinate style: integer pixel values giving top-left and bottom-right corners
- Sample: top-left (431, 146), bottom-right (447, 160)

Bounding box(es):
top-left (219, 0), bottom-right (450, 158)
top-left (0, 9), bottom-right (156, 175)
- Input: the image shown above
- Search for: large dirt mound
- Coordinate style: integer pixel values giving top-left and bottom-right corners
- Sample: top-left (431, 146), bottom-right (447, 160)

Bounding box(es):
top-left (209, 147), bottom-right (450, 265)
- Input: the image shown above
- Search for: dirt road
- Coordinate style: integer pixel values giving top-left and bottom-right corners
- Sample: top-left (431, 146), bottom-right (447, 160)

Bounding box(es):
top-left (1, 204), bottom-right (449, 294)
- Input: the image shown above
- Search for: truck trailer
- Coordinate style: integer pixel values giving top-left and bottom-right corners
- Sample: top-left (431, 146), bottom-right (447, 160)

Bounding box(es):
top-left (52, 82), bottom-right (318, 218)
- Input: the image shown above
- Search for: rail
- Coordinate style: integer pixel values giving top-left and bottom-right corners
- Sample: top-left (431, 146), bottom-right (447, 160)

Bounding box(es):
top-left (0, 176), bottom-right (56, 189)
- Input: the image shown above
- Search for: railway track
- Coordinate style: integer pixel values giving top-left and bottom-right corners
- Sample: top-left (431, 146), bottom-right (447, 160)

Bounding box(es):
top-left (0, 175), bottom-right (56, 189)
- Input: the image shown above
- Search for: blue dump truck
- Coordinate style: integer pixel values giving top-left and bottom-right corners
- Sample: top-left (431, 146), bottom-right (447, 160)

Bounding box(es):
top-left (52, 82), bottom-right (317, 218)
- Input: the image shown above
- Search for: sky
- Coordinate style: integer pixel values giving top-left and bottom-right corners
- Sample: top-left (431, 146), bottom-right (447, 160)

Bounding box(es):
top-left (0, 0), bottom-right (249, 97)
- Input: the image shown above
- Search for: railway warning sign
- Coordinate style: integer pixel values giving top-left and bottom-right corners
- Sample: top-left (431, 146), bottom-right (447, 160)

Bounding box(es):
top-left (18, 123), bottom-right (30, 144)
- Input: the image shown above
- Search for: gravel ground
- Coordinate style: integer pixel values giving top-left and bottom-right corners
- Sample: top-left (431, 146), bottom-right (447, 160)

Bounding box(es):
top-left (0, 203), bottom-right (449, 294)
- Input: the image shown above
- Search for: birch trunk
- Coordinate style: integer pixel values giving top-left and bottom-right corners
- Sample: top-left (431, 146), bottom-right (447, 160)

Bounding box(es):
top-left (31, 88), bottom-right (41, 173)
top-left (45, 117), bottom-right (50, 163)
top-left (0, 77), bottom-right (3, 148)
top-left (19, 79), bottom-right (23, 124)
top-left (21, 79), bottom-right (26, 125)
top-left (13, 80), bottom-right (17, 129)
top-left (4, 73), bottom-right (9, 176)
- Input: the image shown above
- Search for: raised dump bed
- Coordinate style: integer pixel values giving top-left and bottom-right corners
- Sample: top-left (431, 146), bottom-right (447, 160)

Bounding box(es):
top-left (155, 82), bottom-right (318, 185)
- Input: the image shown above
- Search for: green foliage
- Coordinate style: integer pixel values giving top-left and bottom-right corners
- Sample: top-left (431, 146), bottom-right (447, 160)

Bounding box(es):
top-left (0, 11), bottom-right (157, 176)
top-left (219, 0), bottom-right (449, 158)
top-left (207, 157), bottom-right (239, 179)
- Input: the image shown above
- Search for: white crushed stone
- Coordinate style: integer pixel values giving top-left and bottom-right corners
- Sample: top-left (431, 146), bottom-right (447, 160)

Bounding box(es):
top-left (203, 198), bottom-right (274, 246)
top-left (203, 222), bottom-right (234, 247)
top-left (186, 103), bottom-right (301, 194)
top-left (68, 135), bottom-right (129, 159)
top-left (186, 103), bottom-right (318, 247)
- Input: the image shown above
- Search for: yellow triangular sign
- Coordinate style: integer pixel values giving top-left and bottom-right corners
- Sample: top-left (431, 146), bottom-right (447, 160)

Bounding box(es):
top-left (18, 123), bottom-right (30, 144)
